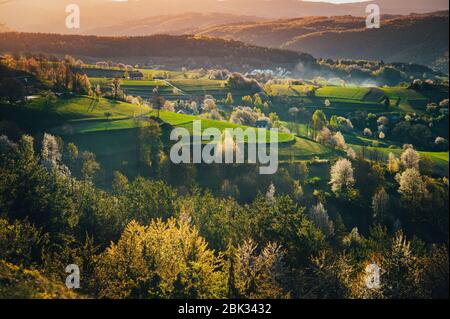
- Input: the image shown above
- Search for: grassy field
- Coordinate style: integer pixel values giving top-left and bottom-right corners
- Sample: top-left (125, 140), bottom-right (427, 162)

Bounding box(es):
top-left (86, 65), bottom-right (434, 116)
top-left (1, 64), bottom-right (447, 188)
top-left (2, 91), bottom-right (445, 180)
top-left (158, 110), bottom-right (296, 144)
top-left (270, 85), bottom-right (371, 100)
top-left (90, 78), bottom-right (174, 99)
top-left (0, 94), bottom-right (294, 144)
top-left (81, 65), bottom-right (201, 81)
top-left (88, 76), bottom-right (435, 119)
top-left (269, 84), bottom-right (309, 97)
top-left (316, 86), bottom-right (371, 100)
top-left (41, 96), bottom-right (150, 119)
top-left (270, 84), bottom-right (387, 115)
top-left (270, 84), bottom-right (436, 115)
top-left (137, 69), bottom-right (204, 80)
top-left (62, 127), bottom-right (334, 185)
top-left (0, 96), bottom-right (150, 132)
top-left (91, 76), bottom-right (259, 101)
top-left (24, 95), bottom-right (150, 119)
top-left (168, 79), bottom-right (258, 101)
top-left (60, 109), bottom-right (296, 144)
top-left (279, 137), bottom-right (336, 161)
top-left (35, 97), bottom-right (332, 180)
top-left (168, 79), bottom-right (226, 92)
top-left (381, 87), bottom-right (429, 112)
top-left (281, 120), bottom-right (448, 175)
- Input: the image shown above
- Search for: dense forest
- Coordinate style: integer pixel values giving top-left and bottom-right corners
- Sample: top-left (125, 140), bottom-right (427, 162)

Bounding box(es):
top-left (0, 131), bottom-right (448, 299)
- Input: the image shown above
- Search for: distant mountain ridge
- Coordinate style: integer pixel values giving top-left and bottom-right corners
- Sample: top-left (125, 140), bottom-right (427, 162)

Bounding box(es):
top-left (0, 0), bottom-right (447, 33)
top-left (196, 11), bottom-right (449, 73)
top-left (84, 12), bottom-right (265, 37)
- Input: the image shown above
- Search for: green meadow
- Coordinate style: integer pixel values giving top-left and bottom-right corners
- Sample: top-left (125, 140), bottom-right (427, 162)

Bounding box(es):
top-left (2, 71), bottom-right (444, 178)
top-left (16, 95), bottom-right (331, 179)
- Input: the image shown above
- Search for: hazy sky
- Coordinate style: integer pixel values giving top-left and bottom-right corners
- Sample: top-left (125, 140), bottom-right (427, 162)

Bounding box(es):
top-left (304, 0), bottom-right (369, 3)
top-left (0, 0), bottom-right (448, 33)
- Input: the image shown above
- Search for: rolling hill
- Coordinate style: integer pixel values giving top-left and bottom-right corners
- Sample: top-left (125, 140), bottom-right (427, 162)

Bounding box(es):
top-left (84, 12), bottom-right (265, 37)
top-left (0, 33), bottom-right (315, 72)
top-left (197, 12), bottom-right (449, 73)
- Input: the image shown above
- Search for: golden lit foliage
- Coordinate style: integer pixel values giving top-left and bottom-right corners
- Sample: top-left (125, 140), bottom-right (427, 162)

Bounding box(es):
top-left (95, 219), bottom-right (225, 299)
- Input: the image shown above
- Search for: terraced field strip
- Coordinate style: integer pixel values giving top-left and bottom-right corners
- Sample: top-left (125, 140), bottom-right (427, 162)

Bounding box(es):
top-left (27, 96), bottom-right (150, 120)
top-left (168, 79), bottom-right (227, 92)
top-left (316, 86), bottom-right (371, 100)
top-left (58, 107), bottom-right (294, 143)
top-left (90, 78), bottom-right (175, 99)
top-left (381, 87), bottom-right (428, 101)
top-left (56, 119), bottom-right (145, 134)
top-left (157, 110), bottom-right (295, 144)
top-left (381, 87), bottom-right (429, 111)
top-left (137, 69), bottom-right (203, 80)
top-left (269, 84), bottom-right (310, 97)
top-left (279, 137), bottom-right (335, 160)
top-left (363, 88), bottom-right (386, 102)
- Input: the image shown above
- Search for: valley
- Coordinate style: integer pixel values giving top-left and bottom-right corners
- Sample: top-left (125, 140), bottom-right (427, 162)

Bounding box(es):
top-left (0, 0), bottom-right (448, 301)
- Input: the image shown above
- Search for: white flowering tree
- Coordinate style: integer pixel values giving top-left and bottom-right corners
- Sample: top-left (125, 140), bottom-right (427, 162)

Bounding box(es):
top-left (316, 127), bottom-right (332, 145)
top-left (332, 131), bottom-right (347, 150)
top-left (435, 136), bottom-right (448, 151)
top-left (346, 147), bottom-right (357, 160)
top-left (363, 128), bottom-right (373, 137)
top-left (308, 202), bottom-right (334, 237)
top-left (330, 158), bottom-right (355, 196)
top-left (395, 168), bottom-right (429, 207)
top-left (41, 133), bottom-right (70, 176)
top-left (400, 146), bottom-right (420, 170)
top-left (266, 182), bottom-right (276, 201)
top-left (41, 133), bottom-right (61, 170)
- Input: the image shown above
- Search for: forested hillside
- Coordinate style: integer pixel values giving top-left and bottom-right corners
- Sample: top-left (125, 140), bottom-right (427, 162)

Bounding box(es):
top-left (0, 33), bottom-right (314, 71)
top-left (0, 32), bottom-right (445, 85)
top-left (197, 12), bottom-right (449, 73)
